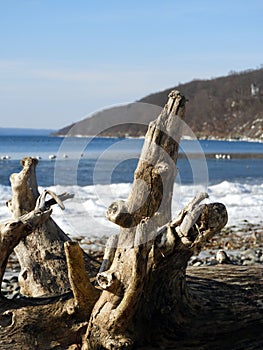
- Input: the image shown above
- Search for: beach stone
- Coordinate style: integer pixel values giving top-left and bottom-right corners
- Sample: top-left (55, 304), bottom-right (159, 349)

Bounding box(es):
top-left (240, 249), bottom-right (258, 265)
top-left (1, 275), bottom-right (20, 299)
top-left (206, 258), bottom-right (218, 266)
top-left (9, 276), bottom-right (18, 283)
top-left (192, 260), bottom-right (203, 267)
top-left (1, 281), bottom-right (8, 289)
top-left (12, 291), bottom-right (20, 299)
top-left (242, 259), bottom-right (255, 266)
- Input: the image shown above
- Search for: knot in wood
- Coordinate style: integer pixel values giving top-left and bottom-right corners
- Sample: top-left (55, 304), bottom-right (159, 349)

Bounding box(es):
top-left (154, 162), bottom-right (169, 175)
top-left (97, 271), bottom-right (116, 290)
top-left (21, 156), bottom-right (39, 167)
top-left (106, 200), bottom-right (134, 227)
top-left (200, 203), bottom-right (228, 232)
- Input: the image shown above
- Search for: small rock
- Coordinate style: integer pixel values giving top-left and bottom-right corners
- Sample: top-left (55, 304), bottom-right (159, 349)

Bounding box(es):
top-left (216, 250), bottom-right (231, 264)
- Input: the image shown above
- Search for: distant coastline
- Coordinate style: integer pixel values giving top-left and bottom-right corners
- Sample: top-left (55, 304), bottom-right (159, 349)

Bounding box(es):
top-left (53, 133), bottom-right (263, 144)
top-left (1, 128), bottom-right (262, 144)
top-left (0, 128), bottom-right (55, 136)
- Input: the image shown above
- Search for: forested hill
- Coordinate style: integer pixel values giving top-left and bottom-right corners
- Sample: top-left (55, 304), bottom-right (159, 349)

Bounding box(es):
top-left (54, 68), bottom-right (263, 140)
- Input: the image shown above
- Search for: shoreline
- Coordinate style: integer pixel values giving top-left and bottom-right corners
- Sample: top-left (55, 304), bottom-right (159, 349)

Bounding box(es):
top-left (52, 133), bottom-right (263, 143)
top-left (1, 153), bottom-right (263, 162)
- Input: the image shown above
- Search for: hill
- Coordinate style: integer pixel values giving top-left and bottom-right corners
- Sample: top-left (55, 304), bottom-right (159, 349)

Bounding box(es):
top-left (54, 68), bottom-right (263, 140)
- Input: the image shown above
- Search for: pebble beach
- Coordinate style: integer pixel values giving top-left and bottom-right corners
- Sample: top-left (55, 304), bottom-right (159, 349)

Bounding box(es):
top-left (3, 220), bottom-right (262, 299)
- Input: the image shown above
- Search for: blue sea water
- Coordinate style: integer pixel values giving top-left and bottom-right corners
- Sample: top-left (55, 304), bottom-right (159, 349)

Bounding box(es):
top-left (0, 135), bottom-right (262, 237)
top-left (0, 135), bottom-right (262, 187)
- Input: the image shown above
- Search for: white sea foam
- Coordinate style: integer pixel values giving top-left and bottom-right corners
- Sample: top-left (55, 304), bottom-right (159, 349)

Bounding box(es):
top-left (0, 181), bottom-right (262, 239)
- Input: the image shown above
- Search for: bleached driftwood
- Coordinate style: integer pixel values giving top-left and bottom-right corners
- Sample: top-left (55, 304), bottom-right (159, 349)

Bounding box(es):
top-left (83, 91), bottom-right (230, 349)
top-left (6, 157), bottom-right (97, 297)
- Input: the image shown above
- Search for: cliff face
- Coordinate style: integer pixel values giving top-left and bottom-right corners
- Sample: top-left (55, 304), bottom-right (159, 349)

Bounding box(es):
top-left (54, 68), bottom-right (263, 140)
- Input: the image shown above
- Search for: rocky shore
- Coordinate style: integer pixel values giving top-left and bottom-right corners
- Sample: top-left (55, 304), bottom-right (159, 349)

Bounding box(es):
top-left (3, 221), bottom-right (262, 299)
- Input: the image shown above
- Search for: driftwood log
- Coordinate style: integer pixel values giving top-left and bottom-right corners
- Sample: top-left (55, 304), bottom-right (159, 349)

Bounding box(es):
top-left (0, 90), bottom-right (262, 350)
top-left (6, 157), bottom-right (98, 297)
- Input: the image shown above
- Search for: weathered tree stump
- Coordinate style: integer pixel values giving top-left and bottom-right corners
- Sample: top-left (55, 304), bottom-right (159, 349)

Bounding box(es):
top-left (83, 91), bottom-right (230, 349)
top-left (6, 157), bottom-right (97, 297)
top-left (0, 90), bottom-right (262, 350)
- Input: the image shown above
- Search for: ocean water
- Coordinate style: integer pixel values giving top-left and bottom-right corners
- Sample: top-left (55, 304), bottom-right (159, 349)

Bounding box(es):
top-left (0, 135), bottom-right (262, 239)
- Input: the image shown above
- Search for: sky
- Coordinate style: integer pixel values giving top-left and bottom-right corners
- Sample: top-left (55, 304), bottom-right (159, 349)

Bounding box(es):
top-left (0, 0), bottom-right (263, 130)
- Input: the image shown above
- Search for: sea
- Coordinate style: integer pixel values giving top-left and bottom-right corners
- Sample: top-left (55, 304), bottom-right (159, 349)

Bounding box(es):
top-left (0, 135), bottom-right (263, 240)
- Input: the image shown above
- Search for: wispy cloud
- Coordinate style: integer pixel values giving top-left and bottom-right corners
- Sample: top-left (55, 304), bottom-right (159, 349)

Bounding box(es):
top-left (31, 68), bottom-right (108, 82)
top-left (0, 56), bottom-right (261, 103)
top-left (0, 59), bottom-right (181, 95)
top-left (0, 60), bottom-right (27, 73)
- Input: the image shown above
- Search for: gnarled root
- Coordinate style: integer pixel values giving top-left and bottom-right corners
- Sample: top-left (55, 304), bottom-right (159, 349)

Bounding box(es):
top-left (83, 193), bottom-right (228, 349)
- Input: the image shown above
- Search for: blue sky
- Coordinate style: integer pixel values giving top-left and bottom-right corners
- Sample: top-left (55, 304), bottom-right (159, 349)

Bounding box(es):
top-left (0, 0), bottom-right (262, 129)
